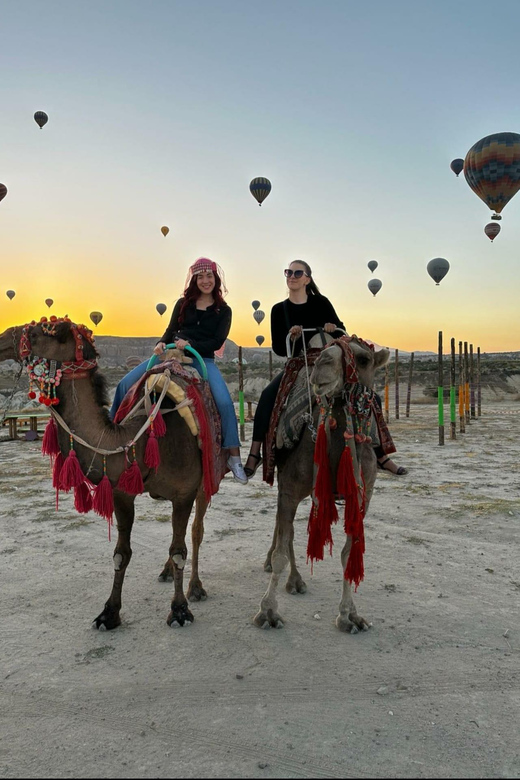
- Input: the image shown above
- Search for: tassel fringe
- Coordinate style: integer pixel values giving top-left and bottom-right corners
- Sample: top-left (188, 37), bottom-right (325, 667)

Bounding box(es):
top-left (306, 420), bottom-right (338, 567)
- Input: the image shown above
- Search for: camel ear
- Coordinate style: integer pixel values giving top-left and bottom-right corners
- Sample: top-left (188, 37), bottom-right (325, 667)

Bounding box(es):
top-left (373, 348), bottom-right (390, 368)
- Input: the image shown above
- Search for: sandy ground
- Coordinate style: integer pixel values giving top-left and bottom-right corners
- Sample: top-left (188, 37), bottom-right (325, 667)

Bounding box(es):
top-left (1, 402), bottom-right (519, 779)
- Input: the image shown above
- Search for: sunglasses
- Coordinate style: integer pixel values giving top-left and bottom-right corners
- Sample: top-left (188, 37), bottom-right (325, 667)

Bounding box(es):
top-left (284, 269), bottom-right (308, 279)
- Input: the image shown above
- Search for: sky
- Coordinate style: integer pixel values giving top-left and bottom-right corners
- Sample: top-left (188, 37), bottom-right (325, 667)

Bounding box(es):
top-left (1, 0), bottom-right (520, 353)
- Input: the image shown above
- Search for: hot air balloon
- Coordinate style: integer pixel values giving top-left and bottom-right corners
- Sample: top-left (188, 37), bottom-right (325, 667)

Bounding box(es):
top-left (0, 184), bottom-right (7, 202)
top-left (256, 335), bottom-right (265, 346)
top-left (464, 132), bottom-right (520, 220)
top-left (90, 311), bottom-right (103, 327)
top-left (160, 226), bottom-right (169, 237)
top-left (484, 222), bottom-right (501, 242)
top-left (156, 303), bottom-right (167, 316)
top-left (251, 300), bottom-right (261, 311)
top-left (253, 309), bottom-right (265, 325)
top-left (34, 111), bottom-right (48, 129)
top-left (45, 298), bottom-right (53, 308)
top-left (249, 177), bottom-right (271, 206)
top-left (6, 290), bottom-right (15, 300)
top-left (367, 260), bottom-right (378, 273)
top-left (427, 258), bottom-right (450, 285)
top-left (367, 279), bottom-right (382, 297)
top-left (450, 158), bottom-right (464, 177)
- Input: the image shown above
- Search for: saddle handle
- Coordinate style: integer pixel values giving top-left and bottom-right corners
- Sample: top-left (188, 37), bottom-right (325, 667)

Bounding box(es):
top-left (146, 343), bottom-right (208, 380)
top-left (285, 327), bottom-right (348, 358)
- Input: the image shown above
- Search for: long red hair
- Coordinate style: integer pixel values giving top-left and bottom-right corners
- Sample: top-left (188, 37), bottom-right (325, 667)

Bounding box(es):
top-left (178, 270), bottom-right (227, 326)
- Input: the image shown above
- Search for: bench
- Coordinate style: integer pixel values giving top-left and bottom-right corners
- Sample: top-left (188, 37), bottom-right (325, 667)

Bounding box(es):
top-left (1, 410), bottom-right (51, 440)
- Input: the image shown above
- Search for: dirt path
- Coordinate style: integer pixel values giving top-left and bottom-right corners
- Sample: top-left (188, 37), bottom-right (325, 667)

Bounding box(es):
top-left (1, 404), bottom-right (519, 779)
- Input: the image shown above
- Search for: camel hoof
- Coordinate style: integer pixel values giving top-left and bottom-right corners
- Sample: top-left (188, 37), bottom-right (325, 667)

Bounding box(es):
top-left (158, 570), bottom-right (174, 583)
top-left (187, 581), bottom-right (207, 602)
top-left (285, 578), bottom-right (307, 595)
top-left (263, 560), bottom-right (273, 573)
top-left (253, 610), bottom-right (285, 629)
top-left (167, 602), bottom-right (194, 627)
top-left (92, 604), bottom-right (121, 631)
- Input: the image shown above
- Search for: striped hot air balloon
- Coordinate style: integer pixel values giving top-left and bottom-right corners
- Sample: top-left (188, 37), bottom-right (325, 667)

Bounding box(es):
top-left (249, 177), bottom-right (271, 206)
top-left (464, 132), bottom-right (520, 220)
top-left (450, 158), bottom-right (464, 177)
top-left (484, 222), bottom-right (501, 242)
top-left (34, 111), bottom-right (48, 129)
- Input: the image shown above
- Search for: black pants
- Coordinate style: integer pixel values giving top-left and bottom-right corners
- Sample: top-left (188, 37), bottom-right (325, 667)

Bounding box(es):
top-left (252, 371), bottom-right (284, 442)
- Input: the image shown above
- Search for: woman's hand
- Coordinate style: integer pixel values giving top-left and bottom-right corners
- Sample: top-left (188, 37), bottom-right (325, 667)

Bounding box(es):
top-left (289, 325), bottom-right (302, 341)
top-left (153, 342), bottom-right (166, 356)
top-left (324, 323), bottom-right (337, 334)
top-left (175, 338), bottom-right (190, 350)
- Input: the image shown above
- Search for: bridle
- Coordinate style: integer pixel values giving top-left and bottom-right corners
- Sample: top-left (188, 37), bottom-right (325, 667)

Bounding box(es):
top-left (18, 317), bottom-right (98, 406)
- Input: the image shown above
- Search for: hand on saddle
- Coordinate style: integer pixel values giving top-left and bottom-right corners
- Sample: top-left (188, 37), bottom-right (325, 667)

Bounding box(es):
top-left (153, 342), bottom-right (166, 356)
top-left (323, 323), bottom-right (337, 334)
top-left (174, 338), bottom-right (190, 350)
top-left (289, 326), bottom-right (302, 341)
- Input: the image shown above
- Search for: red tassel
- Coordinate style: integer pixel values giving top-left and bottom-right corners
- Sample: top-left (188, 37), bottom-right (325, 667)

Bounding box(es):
top-left (74, 481), bottom-right (93, 514)
top-left (145, 430), bottom-right (161, 471)
top-left (187, 385), bottom-right (216, 501)
top-left (117, 459), bottom-right (144, 495)
top-left (151, 405), bottom-right (167, 437)
top-left (92, 475), bottom-right (114, 539)
top-left (42, 417), bottom-right (60, 458)
top-left (337, 444), bottom-right (365, 589)
top-left (59, 450), bottom-right (85, 492)
top-left (306, 421), bottom-right (338, 567)
top-left (52, 451), bottom-right (65, 510)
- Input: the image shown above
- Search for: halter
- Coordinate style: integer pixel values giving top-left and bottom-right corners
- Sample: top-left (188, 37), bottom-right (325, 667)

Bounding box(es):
top-left (19, 316), bottom-right (98, 406)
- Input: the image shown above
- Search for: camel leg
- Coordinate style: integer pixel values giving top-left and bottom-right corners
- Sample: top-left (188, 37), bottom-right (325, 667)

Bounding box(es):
top-left (253, 490), bottom-right (301, 629)
top-left (335, 537), bottom-right (370, 634)
top-left (166, 495), bottom-right (197, 627)
top-left (187, 488), bottom-right (209, 601)
top-left (93, 491), bottom-right (136, 631)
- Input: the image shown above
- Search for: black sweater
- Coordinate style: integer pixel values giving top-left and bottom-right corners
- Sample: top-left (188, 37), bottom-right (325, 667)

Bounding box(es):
top-left (159, 298), bottom-right (231, 358)
top-left (270, 295), bottom-right (346, 357)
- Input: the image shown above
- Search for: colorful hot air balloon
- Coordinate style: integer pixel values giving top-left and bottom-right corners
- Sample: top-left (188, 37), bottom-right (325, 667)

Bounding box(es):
top-left (45, 298), bottom-right (53, 308)
top-left (0, 184), bottom-right (7, 202)
top-left (251, 300), bottom-right (261, 311)
top-left (450, 158), bottom-right (464, 177)
top-left (367, 279), bottom-right (382, 297)
top-left (484, 222), bottom-right (501, 242)
top-left (160, 226), bottom-right (169, 237)
top-left (89, 311), bottom-right (103, 327)
top-left (256, 335), bottom-right (265, 346)
top-left (367, 260), bottom-right (378, 273)
top-left (427, 258), bottom-right (450, 285)
top-left (253, 309), bottom-right (265, 324)
top-left (156, 303), bottom-right (167, 316)
top-left (464, 132), bottom-right (520, 220)
top-left (6, 290), bottom-right (15, 300)
top-left (249, 177), bottom-right (271, 206)
top-left (34, 111), bottom-right (48, 129)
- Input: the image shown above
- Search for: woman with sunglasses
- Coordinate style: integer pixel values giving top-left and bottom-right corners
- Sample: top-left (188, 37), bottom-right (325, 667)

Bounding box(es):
top-left (109, 257), bottom-right (248, 485)
top-left (244, 259), bottom-right (346, 478)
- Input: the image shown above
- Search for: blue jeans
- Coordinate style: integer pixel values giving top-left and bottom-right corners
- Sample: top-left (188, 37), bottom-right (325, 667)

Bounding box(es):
top-left (109, 358), bottom-right (239, 449)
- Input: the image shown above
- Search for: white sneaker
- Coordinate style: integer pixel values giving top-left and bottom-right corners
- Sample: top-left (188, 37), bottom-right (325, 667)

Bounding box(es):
top-left (227, 456), bottom-right (248, 485)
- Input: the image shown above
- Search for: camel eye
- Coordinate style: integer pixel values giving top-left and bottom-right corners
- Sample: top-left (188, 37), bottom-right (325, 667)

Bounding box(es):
top-left (357, 356), bottom-right (369, 367)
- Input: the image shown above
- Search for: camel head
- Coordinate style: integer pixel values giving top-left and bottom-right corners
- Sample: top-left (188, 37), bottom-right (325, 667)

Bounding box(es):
top-left (0, 317), bottom-right (99, 365)
top-left (310, 335), bottom-right (390, 399)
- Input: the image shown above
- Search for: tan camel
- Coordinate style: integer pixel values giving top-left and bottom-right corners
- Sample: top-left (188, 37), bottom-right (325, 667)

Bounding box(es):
top-left (254, 336), bottom-right (390, 632)
top-left (0, 318), bottom-right (222, 630)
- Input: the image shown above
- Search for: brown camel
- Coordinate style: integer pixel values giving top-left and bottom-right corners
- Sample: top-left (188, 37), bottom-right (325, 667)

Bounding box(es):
top-left (254, 335), bottom-right (390, 632)
top-left (0, 318), bottom-right (222, 630)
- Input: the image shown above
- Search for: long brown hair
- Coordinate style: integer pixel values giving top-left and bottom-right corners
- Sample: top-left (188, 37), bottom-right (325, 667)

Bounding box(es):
top-left (178, 269), bottom-right (227, 325)
top-left (292, 260), bottom-right (321, 296)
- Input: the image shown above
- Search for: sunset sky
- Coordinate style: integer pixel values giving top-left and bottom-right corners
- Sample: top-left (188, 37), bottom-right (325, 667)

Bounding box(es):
top-left (1, 0), bottom-right (520, 354)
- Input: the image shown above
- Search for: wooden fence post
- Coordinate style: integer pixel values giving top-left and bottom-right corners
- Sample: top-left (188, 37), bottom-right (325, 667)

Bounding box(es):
top-left (238, 346), bottom-right (245, 442)
top-left (384, 362), bottom-right (389, 422)
top-left (458, 340), bottom-right (465, 433)
top-left (450, 338), bottom-right (456, 440)
top-left (395, 348), bottom-right (400, 420)
top-left (464, 341), bottom-right (470, 424)
top-left (470, 344), bottom-right (476, 418)
top-left (438, 331), bottom-right (444, 446)
top-left (477, 347), bottom-right (481, 417)
top-left (405, 352), bottom-right (414, 418)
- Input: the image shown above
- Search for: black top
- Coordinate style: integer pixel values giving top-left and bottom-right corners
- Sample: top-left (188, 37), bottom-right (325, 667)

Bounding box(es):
top-left (270, 294), bottom-right (346, 357)
top-left (159, 298), bottom-right (232, 358)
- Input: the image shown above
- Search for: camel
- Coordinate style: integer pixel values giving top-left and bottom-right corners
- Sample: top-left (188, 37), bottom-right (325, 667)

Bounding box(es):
top-left (0, 317), bottom-right (224, 630)
top-left (253, 335), bottom-right (390, 632)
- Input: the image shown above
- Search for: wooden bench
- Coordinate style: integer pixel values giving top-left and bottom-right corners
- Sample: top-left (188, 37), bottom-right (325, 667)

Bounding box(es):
top-left (1, 411), bottom-right (51, 440)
